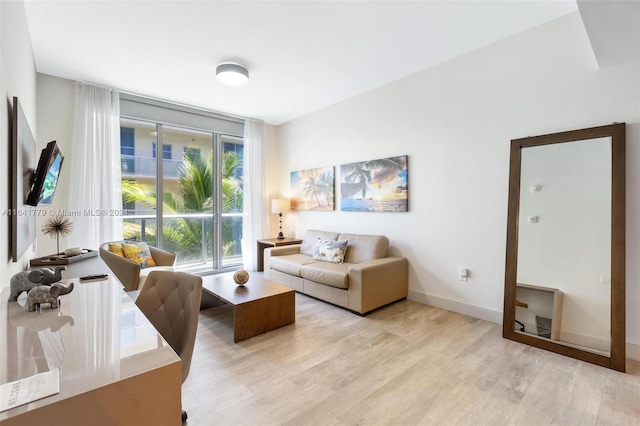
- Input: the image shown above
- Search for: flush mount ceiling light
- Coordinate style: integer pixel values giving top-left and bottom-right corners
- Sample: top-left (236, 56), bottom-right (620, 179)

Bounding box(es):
top-left (216, 63), bottom-right (249, 86)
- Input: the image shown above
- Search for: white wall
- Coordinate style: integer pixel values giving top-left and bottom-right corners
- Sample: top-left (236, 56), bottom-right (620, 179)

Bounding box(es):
top-left (0, 0), bottom-right (38, 291)
top-left (35, 74), bottom-right (75, 256)
top-left (272, 13), bottom-right (640, 353)
top-left (264, 123), bottom-right (284, 235)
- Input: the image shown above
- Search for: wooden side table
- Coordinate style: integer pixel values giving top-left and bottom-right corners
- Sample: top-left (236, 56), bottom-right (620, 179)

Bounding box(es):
top-left (256, 238), bottom-right (303, 272)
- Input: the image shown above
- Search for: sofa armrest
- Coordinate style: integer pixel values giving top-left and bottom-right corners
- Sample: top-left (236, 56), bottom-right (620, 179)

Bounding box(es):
top-left (149, 246), bottom-right (177, 266)
top-left (99, 247), bottom-right (141, 291)
top-left (263, 244), bottom-right (302, 279)
top-left (267, 244), bottom-right (302, 256)
top-left (347, 257), bottom-right (408, 314)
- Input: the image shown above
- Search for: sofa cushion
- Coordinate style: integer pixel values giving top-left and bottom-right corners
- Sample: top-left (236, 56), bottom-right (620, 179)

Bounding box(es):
top-left (270, 253), bottom-right (315, 277)
top-left (300, 230), bottom-right (340, 256)
top-left (312, 239), bottom-right (348, 263)
top-left (338, 233), bottom-right (389, 264)
top-left (301, 262), bottom-right (352, 289)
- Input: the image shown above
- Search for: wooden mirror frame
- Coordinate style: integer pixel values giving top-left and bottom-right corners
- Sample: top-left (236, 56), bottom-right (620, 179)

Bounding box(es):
top-left (503, 123), bottom-right (626, 372)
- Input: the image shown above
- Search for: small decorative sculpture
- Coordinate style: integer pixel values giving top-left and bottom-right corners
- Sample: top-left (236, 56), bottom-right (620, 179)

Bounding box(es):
top-left (64, 247), bottom-right (82, 256)
top-left (9, 271), bottom-right (38, 302)
top-left (26, 282), bottom-right (74, 312)
top-left (30, 266), bottom-right (66, 286)
top-left (233, 269), bottom-right (250, 286)
top-left (42, 215), bottom-right (73, 256)
top-left (8, 266), bottom-right (67, 302)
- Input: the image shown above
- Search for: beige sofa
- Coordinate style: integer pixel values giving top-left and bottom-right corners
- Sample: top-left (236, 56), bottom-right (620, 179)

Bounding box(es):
top-left (264, 230), bottom-right (408, 314)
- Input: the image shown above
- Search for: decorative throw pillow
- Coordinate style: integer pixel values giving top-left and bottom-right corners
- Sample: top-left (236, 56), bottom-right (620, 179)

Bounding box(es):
top-left (312, 238), bottom-right (348, 264)
top-left (122, 242), bottom-right (156, 269)
top-left (108, 243), bottom-right (124, 257)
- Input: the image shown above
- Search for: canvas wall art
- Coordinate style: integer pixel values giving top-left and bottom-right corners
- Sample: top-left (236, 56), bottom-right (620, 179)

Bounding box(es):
top-left (340, 155), bottom-right (408, 212)
top-left (290, 166), bottom-right (335, 211)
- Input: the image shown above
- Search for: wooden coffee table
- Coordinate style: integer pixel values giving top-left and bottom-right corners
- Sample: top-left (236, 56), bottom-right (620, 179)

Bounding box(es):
top-left (201, 274), bottom-right (295, 342)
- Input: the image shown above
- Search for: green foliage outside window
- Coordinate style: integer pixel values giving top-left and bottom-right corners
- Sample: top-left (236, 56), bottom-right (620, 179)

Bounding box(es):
top-left (121, 150), bottom-right (243, 263)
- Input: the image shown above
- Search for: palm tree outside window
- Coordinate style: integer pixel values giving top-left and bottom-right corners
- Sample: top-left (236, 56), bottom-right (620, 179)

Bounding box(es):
top-left (119, 118), bottom-right (243, 271)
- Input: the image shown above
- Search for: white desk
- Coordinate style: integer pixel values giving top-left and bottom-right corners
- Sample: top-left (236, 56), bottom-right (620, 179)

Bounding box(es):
top-left (0, 278), bottom-right (181, 425)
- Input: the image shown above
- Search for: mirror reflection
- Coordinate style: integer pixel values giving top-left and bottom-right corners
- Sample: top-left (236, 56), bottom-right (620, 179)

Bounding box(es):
top-left (504, 123), bottom-right (625, 371)
top-left (515, 137), bottom-right (612, 355)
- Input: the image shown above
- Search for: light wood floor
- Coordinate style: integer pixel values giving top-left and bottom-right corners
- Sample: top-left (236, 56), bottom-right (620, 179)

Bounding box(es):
top-left (182, 292), bottom-right (640, 425)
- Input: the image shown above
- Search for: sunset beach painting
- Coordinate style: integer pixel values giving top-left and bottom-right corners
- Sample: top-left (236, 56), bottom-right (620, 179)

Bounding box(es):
top-left (340, 155), bottom-right (408, 212)
top-left (290, 166), bottom-right (335, 211)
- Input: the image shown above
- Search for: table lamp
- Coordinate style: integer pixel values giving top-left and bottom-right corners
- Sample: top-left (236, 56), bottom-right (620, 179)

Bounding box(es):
top-left (271, 199), bottom-right (290, 240)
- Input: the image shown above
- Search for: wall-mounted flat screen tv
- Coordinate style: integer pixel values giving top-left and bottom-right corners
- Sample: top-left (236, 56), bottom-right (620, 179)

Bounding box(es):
top-left (26, 140), bottom-right (64, 206)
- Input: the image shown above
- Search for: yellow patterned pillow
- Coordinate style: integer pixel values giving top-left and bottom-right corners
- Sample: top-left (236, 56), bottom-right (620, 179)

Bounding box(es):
top-left (122, 242), bottom-right (156, 269)
top-left (108, 243), bottom-right (124, 257)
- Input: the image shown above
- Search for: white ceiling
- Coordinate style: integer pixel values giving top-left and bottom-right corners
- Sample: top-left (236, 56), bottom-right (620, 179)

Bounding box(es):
top-left (24, 0), bottom-right (579, 125)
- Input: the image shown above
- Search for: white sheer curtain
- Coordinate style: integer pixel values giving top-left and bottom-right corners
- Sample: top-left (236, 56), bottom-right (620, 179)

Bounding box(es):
top-left (241, 118), bottom-right (268, 271)
top-left (67, 82), bottom-right (123, 249)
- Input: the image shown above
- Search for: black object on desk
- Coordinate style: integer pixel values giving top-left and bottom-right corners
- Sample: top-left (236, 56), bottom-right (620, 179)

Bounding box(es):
top-left (79, 274), bottom-right (108, 282)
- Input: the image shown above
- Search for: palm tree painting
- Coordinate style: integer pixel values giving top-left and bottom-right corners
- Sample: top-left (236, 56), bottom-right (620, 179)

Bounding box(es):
top-left (290, 166), bottom-right (334, 211)
top-left (340, 155), bottom-right (408, 212)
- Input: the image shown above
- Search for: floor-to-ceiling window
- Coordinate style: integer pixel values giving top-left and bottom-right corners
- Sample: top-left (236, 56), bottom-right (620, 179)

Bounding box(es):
top-left (119, 95), bottom-right (244, 272)
top-left (220, 135), bottom-right (244, 264)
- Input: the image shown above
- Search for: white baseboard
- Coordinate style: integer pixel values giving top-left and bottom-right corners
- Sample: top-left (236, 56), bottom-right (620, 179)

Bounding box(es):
top-left (407, 290), bottom-right (503, 324)
top-left (627, 342), bottom-right (640, 361)
top-left (559, 329), bottom-right (610, 354)
top-left (407, 290), bottom-right (640, 362)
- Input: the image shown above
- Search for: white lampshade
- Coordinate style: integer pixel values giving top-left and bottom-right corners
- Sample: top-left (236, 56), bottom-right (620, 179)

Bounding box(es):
top-left (271, 199), bottom-right (290, 214)
top-left (216, 63), bottom-right (249, 86)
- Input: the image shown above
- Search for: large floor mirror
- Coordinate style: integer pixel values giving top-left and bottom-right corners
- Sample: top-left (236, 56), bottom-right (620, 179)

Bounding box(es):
top-left (503, 123), bottom-right (625, 372)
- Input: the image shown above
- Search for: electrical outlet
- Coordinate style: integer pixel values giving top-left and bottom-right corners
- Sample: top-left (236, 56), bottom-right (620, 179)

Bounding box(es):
top-left (459, 267), bottom-right (468, 282)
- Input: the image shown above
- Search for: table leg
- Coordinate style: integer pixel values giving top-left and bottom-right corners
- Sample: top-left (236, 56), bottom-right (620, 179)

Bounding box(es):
top-left (233, 292), bottom-right (295, 342)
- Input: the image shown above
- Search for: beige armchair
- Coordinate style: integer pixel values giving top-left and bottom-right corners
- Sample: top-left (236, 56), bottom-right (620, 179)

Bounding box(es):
top-left (99, 241), bottom-right (176, 291)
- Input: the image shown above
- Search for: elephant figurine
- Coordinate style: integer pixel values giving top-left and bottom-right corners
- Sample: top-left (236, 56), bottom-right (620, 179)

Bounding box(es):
top-left (26, 282), bottom-right (74, 312)
top-left (30, 266), bottom-right (66, 286)
top-left (8, 266), bottom-right (66, 302)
